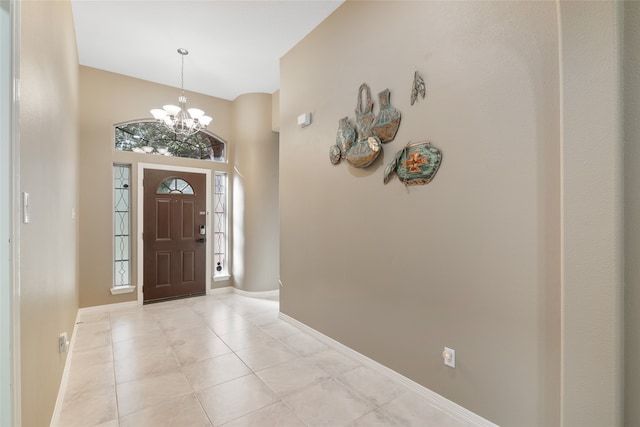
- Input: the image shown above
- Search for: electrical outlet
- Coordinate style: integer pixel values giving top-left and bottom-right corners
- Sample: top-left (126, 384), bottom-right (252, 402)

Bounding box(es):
top-left (443, 346), bottom-right (455, 368)
top-left (58, 332), bottom-right (69, 353)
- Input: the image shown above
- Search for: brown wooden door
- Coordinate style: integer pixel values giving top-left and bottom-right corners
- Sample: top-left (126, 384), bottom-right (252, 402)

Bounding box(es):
top-left (143, 169), bottom-right (207, 303)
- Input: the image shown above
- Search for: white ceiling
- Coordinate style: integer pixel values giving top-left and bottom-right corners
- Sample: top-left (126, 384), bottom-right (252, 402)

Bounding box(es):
top-left (71, 0), bottom-right (344, 101)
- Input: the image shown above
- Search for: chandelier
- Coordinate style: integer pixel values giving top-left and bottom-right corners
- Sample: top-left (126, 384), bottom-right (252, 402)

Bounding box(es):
top-left (150, 48), bottom-right (212, 137)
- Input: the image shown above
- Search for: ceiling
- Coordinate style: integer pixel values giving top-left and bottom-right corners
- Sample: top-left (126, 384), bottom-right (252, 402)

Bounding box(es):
top-left (71, 0), bottom-right (344, 101)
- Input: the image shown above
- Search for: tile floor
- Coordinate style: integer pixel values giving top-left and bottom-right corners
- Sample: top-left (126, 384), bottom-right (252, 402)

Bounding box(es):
top-left (56, 293), bottom-right (471, 427)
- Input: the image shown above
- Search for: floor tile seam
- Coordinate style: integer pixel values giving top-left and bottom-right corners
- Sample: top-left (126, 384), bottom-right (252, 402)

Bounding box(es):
top-left (117, 390), bottom-right (197, 422)
top-left (63, 367), bottom-right (117, 401)
top-left (332, 374), bottom-right (402, 410)
top-left (108, 324), bottom-right (122, 425)
top-left (218, 400), bottom-right (310, 427)
top-left (375, 395), bottom-right (427, 427)
top-left (275, 397), bottom-right (314, 427)
top-left (161, 320), bottom-right (229, 364)
top-left (113, 353), bottom-right (183, 386)
top-left (229, 344), bottom-right (288, 376)
top-left (256, 374), bottom-right (333, 401)
top-left (193, 373), bottom-right (277, 426)
top-left (355, 407), bottom-right (400, 426)
top-left (278, 377), bottom-right (358, 425)
top-left (254, 353), bottom-right (336, 378)
top-left (272, 334), bottom-right (326, 359)
top-left (164, 329), bottom-right (225, 348)
top-left (157, 320), bottom-right (210, 334)
top-left (57, 388), bottom-right (120, 427)
top-left (191, 371), bottom-right (255, 395)
top-left (112, 339), bottom-right (174, 359)
top-left (214, 399), bottom-right (282, 427)
top-left (308, 376), bottom-right (380, 412)
top-left (259, 324), bottom-right (304, 339)
top-left (246, 373), bottom-right (288, 418)
top-left (204, 319), bottom-right (228, 338)
top-left (190, 388), bottom-right (216, 427)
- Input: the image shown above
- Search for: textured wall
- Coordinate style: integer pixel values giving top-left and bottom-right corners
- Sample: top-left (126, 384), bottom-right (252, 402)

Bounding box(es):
top-left (78, 67), bottom-right (234, 307)
top-left (624, 1), bottom-right (640, 426)
top-left (231, 93), bottom-right (280, 292)
top-left (280, 2), bottom-right (625, 425)
top-left (279, 2), bottom-right (562, 425)
top-left (0, 1), bottom-right (13, 425)
top-left (18, 1), bottom-right (79, 425)
top-left (79, 67), bottom-right (279, 304)
top-left (559, 2), bottom-right (623, 425)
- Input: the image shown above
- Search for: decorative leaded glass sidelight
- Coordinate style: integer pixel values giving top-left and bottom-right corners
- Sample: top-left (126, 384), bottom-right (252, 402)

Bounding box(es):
top-left (114, 164), bottom-right (131, 287)
top-left (213, 173), bottom-right (227, 277)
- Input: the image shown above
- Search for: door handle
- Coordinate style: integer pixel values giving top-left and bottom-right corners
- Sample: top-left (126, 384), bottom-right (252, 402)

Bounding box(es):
top-left (196, 238), bottom-right (206, 243)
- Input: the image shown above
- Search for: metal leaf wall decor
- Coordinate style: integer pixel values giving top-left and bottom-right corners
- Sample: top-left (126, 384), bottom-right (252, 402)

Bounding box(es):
top-left (383, 141), bottom-right (442, 186)
top-left (410, 71), bottom-right (426, 105)
top-left (330, 83), bottom-right (401, 168)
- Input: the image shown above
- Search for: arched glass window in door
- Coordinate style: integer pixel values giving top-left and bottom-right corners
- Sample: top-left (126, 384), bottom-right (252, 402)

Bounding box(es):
top-left (115, 121), bottom-right (226, 162)
top-left (156, 177), bottom-right (194, 194)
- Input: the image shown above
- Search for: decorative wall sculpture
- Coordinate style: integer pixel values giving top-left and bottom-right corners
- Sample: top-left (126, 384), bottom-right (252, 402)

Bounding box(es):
top-left (336, 116), bottom-right (355, 159)
top-left (330, 83), bottom-right (401, 168)
top-left (373, 89), bottom-right (401, 142)
top-left (410, 70), bottom-right (426, 105)
top-left (383, 141), bottom-right (442, 186)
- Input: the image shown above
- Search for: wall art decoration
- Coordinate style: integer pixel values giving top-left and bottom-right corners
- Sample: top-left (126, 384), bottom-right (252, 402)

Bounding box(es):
top-left (373, 89), bottom-right (401, 142)
top-left (410, 70), bottom-right (426, 105)
top-left (383, 141), bottom-right (442, 186)
top-left (329, 144), bottom-right (341, 165)
top-left (331, 83), bottom-right (401, 169)
top-left (336, 116), bottom-right (355, 159)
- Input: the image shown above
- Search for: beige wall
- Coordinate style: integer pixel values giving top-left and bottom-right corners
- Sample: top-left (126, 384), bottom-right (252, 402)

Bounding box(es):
top-left (279, 1), bottom-right (624, 425)
top-left (18, 1), bottom-right (79, 425)
top-left (280, 2), bottom-right (561, 425)
top-left (624, 1), bottom-right (640, 426)
top-left (79, 67), bottom-right (234, 307)
top-left (79, 67), bottom-right (279, 305)
top-left (272, 90), bottom-right (280, 132)
top-left (231, 93), bottom-right (280, 292)
top-left (559, 2), bottom-right (623, 426)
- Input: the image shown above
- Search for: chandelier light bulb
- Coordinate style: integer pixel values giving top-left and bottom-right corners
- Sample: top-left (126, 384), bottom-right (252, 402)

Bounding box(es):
top-left (150, 48), bottom-right (212, 137)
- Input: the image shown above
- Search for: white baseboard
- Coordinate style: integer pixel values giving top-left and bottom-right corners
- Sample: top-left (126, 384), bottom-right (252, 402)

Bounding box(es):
top-left (233, 288), bottom-right (279, 298)
top-left (211, 285), bottom-right (279, 299)
top-left (279, 313), bottom-right (499, 427)
top-left (210, 286), bottom-right (234, 295)
top-left (77, 300), bottom-right (139, 314)
top-left (50, 312), bottom-right (81, 427)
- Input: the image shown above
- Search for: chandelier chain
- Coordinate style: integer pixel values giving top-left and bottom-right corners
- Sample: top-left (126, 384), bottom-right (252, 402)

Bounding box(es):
top-left (180, 51), bottom-right (185, 93)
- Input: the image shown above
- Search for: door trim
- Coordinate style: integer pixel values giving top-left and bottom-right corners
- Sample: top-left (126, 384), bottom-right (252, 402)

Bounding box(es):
top-left (4, 1), bottom-right (21, 424)
top-left (137, 163), bottom-right (211, 305)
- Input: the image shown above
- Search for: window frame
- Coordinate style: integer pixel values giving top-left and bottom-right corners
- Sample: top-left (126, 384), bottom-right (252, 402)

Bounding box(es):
top-left (111, 163), bottom-right (135, 295)
top-left (213, 172), bottom-right (230, 281)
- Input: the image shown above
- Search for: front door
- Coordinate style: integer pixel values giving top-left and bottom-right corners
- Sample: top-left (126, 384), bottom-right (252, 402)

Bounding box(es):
top-left (143, 169), bottom-right (207, 302)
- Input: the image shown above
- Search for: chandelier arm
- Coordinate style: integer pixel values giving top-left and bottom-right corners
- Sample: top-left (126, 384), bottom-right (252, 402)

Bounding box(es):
top-left (151, 48), bottom-right (210, 138)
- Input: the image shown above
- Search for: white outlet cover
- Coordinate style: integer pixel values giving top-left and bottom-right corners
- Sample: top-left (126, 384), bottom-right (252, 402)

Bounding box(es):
top-left (443, 346), bottom-right (456, 368)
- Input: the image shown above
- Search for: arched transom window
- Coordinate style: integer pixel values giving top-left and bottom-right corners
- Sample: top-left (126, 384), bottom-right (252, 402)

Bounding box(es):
top-left (115, 121), bottom-right (226, 162)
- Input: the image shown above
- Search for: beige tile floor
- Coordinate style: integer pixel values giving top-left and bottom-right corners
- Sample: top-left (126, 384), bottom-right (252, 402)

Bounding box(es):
top-left (56, 293), bottom-right (471, 427)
